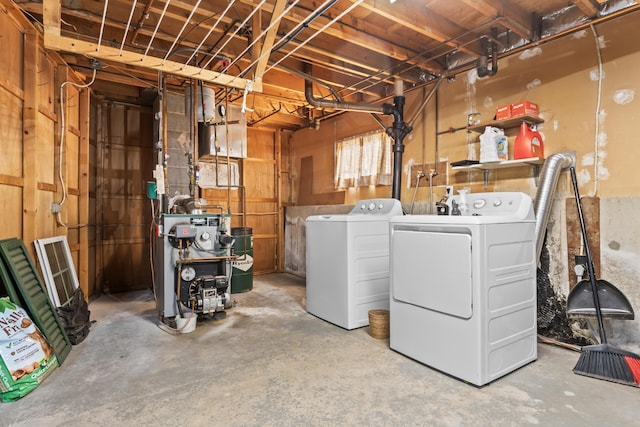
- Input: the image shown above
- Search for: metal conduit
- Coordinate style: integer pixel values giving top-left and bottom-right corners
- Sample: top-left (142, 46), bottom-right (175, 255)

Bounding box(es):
top-left (533, 152), bottom-right (575, 263)
top-left (143, 0), bottom-right (171, 59)
top-left (162, 0), bottom-right (203, 63)
top-left (265, 0), bottom-right (365, 74)
top-left (201, 0), bottom-right (269, 70)
top-left (183, 1), bottom-right (237, 67)
top-left (236, 0), bottom-right (336, 81)
top-left (221, 0), bottom-right (302, 74)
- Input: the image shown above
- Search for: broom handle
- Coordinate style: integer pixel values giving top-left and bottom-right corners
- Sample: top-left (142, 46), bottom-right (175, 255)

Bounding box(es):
top-left (569, 167), bottom-right (607, 344)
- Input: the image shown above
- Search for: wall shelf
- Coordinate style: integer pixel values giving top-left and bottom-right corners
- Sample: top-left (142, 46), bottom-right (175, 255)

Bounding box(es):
top-left (468, 115), bottom-right (544, 135)
top-left (452, 157), bottom-right (545, 188)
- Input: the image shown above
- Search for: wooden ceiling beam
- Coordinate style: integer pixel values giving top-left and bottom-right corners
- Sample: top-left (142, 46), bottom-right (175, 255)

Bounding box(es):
top-left (253, 0), bottom-right (288, 84)
top-left (348, 0), bottom-right (479, 57)
top-left (573, 0), bottom-right (600, 18)
top-left (44, 32), bottom-right (257, 90)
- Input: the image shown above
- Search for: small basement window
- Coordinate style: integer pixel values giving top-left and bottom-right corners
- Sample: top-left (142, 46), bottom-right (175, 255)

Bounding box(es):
top-left (334, 130), bottom-right (392, 188)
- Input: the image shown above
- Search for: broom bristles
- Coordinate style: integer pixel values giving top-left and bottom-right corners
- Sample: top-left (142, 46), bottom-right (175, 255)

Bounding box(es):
top-left (574, 343), bottom-right (640, 387)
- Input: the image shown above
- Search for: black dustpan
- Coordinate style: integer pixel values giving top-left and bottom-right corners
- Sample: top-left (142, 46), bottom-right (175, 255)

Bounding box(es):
top-left (567, 278), bottom-right (635, 320)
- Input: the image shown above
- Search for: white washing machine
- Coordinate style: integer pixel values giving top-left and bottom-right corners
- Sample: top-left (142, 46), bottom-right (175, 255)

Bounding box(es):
top-left (306, 198), bottom-right (403, 329)
top-left (389, 192), bottom-right (537, 386)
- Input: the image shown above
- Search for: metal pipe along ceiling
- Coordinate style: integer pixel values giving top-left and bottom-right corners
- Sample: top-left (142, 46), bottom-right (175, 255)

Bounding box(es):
top-left (200, 0), bottom-right (269, 70)
top-left (96, 0), bottom-right (110, 52)
top-left (236, 0), bottom-right (337, 80)
top-left (163, 0), bottom-right (203, 63)
top-left (143, 0), bottom-right (172, 59)
top-left (265, 0), bottom-right (366, 75)
top-left (182, 0), bottom-right (237, 67)
top-left (221, 0), bottom-right (302, 74)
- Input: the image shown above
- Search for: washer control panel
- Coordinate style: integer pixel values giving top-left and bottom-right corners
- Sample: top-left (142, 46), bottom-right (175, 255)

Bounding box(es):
top-left (350, 198), bottom-right (404, 216)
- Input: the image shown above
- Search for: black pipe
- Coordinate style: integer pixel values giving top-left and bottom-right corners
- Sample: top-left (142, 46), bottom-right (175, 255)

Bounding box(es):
top-left (304, 70), bottom-right (410, 200)
top-left (387, 96), bottom-right (412, 200)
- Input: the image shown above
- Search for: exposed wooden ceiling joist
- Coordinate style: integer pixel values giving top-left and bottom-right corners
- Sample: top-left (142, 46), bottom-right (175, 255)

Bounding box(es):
top-left (14, 0), bottom-right (638, 130)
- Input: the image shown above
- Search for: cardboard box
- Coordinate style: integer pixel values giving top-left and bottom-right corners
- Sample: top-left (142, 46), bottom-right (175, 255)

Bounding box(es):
top-left (511, 100), bottom-right (539, 117)
top-left (496, 104), bottom-right (511, 120)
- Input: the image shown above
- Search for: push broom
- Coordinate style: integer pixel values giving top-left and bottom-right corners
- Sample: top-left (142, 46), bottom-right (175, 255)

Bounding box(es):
top-left (569, 166), bottom-right (640, 386)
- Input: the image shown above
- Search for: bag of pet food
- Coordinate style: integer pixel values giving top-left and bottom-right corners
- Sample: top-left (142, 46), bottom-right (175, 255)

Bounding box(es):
top-left (0, 297), bottom-right (58, 402)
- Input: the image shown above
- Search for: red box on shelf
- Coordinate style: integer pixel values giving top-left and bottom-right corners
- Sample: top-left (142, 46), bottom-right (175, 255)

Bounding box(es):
top-left (511, 100), bottom-right (539, 117)
top-left (495, 104), bottom-right (511, 120)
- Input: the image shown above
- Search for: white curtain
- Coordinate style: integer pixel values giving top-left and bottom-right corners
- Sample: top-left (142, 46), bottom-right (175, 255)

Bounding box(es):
top-left (335, 131), bottom-right (392, 189)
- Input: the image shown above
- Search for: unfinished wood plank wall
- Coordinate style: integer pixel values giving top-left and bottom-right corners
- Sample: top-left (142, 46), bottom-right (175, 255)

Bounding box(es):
top-left (0, 3), bottom-right (91, 298)
top-left (201, 128), bottom-right (282, 274)
top-left (97, 102), bottom-right (154, 293)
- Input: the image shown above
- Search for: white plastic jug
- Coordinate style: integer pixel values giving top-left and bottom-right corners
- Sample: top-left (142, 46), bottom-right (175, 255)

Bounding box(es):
top-left (479, 126), bottom-right (501, 163)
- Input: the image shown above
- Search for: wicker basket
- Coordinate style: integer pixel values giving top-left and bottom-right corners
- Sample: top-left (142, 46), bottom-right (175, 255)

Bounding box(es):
top-left (368, 309), bottom-right (390, 339)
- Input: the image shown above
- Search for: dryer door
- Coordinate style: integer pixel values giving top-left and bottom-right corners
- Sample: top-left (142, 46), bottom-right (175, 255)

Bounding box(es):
top-left (392, 229), bottom-right (473, 319)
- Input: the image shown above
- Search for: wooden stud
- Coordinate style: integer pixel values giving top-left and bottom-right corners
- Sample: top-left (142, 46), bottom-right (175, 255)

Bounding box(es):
top-left (78, 84), bottom-right (90, 299)
top-left (23, 31), bottom-right (39, 251)
top-left (42, 0), bottom-right (61, 37)
top-left (254, 0), bottom-right (288, 85)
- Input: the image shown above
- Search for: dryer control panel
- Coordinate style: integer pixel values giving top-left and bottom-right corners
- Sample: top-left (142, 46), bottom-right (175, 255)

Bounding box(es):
top-left (350, 198), bottom-right (404, 216)
top-left (447, 192), bottom-right (534, 220)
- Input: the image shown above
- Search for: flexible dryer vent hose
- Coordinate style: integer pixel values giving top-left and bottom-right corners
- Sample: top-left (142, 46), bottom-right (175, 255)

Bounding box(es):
top-left (533, 152), bottom-right (575, 263)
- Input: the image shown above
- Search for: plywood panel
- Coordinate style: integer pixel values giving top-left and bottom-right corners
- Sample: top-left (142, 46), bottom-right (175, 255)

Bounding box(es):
top-left (248, 128), bottom-right (275, 159)
top-left (36, 190), bottom-right (56, 238)
top-left (66, 132), bottom-right (80, 189)
top-left (0, 88), bottom-right (23, 177)
top-left (253, 238), bottom-right (277, 273)
top-left (103, 145), bottom-right (154, 196)
top-left (245, 160), bottom-right (276, 196)
top-left (0, 185), bottom-right (22, 239)
top-left (0, 10), bottom-right (23, 90)
top-left (37, 49), bottom-right (56, 118)
top-left (108, 103), bottom-right (126, 144)
top-left (101, 243), bottom-right (151, 293)
top-left (102, 197), bottom-right (149, 241)
top-left (66, 194), bottom-right (79, 245)
top-left (37, 112), bottom-right (56, 183)
top-left (99, 102), bottom-right (154, 292)
top-left (245, 202), bottom-right (278, 234)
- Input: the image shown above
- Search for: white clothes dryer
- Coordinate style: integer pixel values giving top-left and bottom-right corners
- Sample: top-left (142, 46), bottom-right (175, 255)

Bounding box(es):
top-left (306, 198), bottom-right (403, 329)
top-left (389, 192), bottom-right (537, 386)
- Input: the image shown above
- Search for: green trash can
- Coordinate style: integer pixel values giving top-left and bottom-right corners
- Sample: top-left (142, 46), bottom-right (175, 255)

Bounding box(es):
top-left (231, 227), bottom-right (253, 293)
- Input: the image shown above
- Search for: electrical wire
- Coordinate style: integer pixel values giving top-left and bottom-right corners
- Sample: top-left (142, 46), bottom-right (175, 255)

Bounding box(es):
top-left (56, 68), bottom-right (97, 227)
top-left (588, 24), bottom-right (603, 198)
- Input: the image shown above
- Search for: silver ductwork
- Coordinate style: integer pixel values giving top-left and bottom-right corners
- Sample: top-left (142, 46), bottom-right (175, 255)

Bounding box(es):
top-left (534, 152), bottom-right (576, 263)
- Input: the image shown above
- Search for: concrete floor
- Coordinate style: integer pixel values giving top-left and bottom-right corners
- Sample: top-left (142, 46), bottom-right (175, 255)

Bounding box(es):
top-left (1, 273), bottom-right (638, 426)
